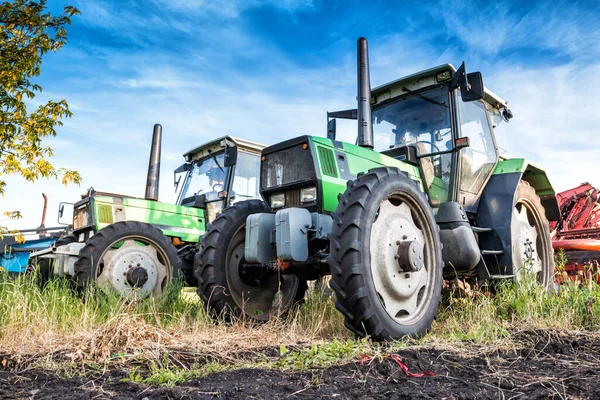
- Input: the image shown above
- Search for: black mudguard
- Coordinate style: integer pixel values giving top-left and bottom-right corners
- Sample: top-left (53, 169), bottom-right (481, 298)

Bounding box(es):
top-left (475, 172), bottom-right (521, 275)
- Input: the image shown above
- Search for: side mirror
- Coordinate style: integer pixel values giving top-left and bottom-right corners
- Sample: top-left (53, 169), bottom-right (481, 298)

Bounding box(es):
top-left (327, 119), bottom-right (336, 140)
top-left (460, 72), bottom-right (485, 102)
top-left (224, 145), bottom-right (238, 167)
top-left (57, 202), bottom-right (74, 225)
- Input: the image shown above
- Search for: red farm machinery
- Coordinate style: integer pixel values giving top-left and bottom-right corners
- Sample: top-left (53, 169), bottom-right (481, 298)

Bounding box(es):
top-left (551, 182), bottom-right (600, 285)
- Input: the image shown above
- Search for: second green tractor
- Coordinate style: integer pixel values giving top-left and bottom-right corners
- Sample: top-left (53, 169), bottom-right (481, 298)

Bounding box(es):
top-left (196, 38), bottom-right (559, 340)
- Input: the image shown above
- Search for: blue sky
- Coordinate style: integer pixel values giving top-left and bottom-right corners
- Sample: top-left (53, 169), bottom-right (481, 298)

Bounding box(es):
top-left (3, 0), bottom-right (600, 229)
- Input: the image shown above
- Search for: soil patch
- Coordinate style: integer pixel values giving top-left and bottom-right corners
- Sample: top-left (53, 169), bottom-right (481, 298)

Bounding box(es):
top-left (1, 330), bottom-right (599, 399)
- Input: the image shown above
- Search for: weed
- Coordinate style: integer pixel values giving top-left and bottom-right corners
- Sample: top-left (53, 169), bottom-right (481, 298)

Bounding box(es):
top-left (0, 262), bottom-right (599, 386)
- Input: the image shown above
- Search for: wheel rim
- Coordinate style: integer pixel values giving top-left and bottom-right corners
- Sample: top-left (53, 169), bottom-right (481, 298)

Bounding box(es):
top-left (369, 194), bottom-right (436, 325)
top-left (225, 227), bottom-right (300, 321)
top-left (512, 200), bottom-right (544, 282)
top-left (95, 236), bottom-right (172, 298)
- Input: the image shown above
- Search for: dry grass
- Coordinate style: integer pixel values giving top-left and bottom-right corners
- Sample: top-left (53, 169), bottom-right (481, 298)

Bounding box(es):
top-left (0, 269), bottom-right (599, 370)
top-left (0, 275), bottom-right (348, 363)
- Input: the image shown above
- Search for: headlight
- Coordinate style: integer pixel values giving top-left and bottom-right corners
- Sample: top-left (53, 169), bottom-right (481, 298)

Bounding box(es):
top-left (300, 187), bottom-right (317, 203)
top-left (270, 193), bottom-right (285, 209)
top-left (206, 201), bottom-right (223, 222)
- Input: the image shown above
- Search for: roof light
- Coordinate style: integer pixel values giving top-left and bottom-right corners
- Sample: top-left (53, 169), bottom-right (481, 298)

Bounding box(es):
top-left (436, 70), bottom-right (452, 82)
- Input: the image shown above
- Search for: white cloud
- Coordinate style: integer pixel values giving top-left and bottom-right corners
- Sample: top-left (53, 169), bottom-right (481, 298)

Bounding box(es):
top-left (438, 0), bottom-right (600, 59)
top-left (487, 61), bottom-right (600, 191)
top-left (3, 0), bottom-right (599, 231)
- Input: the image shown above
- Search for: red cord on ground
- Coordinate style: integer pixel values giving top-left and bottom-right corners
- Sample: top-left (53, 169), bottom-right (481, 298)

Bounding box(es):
top-left (358, 354), bottom-right (434, 377)
top-left (389, 354), bottom-right (434, 377)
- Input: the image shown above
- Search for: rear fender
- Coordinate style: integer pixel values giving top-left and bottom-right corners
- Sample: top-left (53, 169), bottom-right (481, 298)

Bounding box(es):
top-left (474, 159), bottom-right (558, 275)
top-left (491, 158), bottom-right (559, 221)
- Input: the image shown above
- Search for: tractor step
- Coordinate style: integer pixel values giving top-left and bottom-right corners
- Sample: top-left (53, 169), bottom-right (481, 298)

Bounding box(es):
top-left (489, 274), bottom-right (515, 279)
top-left (471, 226), bottom-right (492, 233)
top-left (481, 250), bottom-right (504, 255)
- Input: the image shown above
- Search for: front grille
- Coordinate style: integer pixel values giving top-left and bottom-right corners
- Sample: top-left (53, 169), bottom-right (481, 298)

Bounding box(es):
top-left (97, 204), bottom-right (114, 224)
top-left (317, 146), bottom-right (338, 178)
top-left (261, 143), bottom-right (316, 189)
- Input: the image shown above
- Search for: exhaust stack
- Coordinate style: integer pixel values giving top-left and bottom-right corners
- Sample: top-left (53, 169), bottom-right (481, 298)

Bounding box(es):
top-left (357, 37), bottom-right (373, 149)
top-left (145, 124), bottom-right (162, 201)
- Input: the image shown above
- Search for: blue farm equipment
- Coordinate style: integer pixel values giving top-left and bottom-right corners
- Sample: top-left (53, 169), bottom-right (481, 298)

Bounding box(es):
top-left (0, 194), bottom-right (68, 276)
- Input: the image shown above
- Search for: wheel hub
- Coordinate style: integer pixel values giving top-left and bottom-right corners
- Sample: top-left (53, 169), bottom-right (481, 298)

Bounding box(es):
top-left (370, 199), bottom-right (430, 319)
top-left (512, 204), bottom-right (542, 278)
top-left (127, 266), bottom-right (149, 287)
top-left (95, 239), bottom-right (167, 298)
top-left (396, 240), bottom-right (424, 272)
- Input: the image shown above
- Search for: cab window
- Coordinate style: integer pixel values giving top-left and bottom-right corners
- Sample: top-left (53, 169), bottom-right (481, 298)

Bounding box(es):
top-left (457, 95), bottom-right (498, 195)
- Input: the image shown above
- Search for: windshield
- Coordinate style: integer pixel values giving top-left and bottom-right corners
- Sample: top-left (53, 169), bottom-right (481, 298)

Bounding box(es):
top-left (372, 85), bottom-right (451, 154)
top-left (179, 152), bottom-right (229, 202)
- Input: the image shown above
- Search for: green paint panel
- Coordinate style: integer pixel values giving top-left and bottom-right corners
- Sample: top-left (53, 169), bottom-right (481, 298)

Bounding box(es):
top-left (93, 196), bottom-right (205, 243)
top-left (493, 158), bottom-right (527, 174)
top-left (429, 176), bottom-right (449, 203)
top-left (493, 158), bottom-right (555, 196)
top-left (311, 137), bottom-right (422, 213)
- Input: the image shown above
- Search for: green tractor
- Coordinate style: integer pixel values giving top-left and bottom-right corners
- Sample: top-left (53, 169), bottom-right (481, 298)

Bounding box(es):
top-left (33, 126), bottom-right (264, 297)
top-left (196, 38), bottom-right (559, 340)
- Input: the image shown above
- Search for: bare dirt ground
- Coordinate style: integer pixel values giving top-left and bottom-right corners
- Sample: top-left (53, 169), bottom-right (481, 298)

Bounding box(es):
top-left (1, 330), bottom-right (599, 400)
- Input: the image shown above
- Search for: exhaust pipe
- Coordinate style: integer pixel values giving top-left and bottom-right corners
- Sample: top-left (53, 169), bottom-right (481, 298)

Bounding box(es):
top-left (38, 193), bottom-right (48, 237)
top-left (145, 124), bottom-right (162, 201)
top-left (357, 37), bottom-right (373, 149)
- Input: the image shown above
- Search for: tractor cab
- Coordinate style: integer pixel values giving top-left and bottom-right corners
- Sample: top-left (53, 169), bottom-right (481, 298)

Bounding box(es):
top-left (329, 64), bottom-right (512, 213)
top-left (175, 136), bottom-right (264, 222)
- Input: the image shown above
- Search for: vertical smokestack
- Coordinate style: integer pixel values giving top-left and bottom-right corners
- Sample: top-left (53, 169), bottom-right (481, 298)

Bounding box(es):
top-left (357, 37), bottom-right (373, 149)
top-left (145, 124), bottom-right (162, 201)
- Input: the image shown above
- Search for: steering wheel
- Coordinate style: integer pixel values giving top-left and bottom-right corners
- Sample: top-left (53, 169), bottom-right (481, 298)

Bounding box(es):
top-left (212, 183), bottom-right (224, 192)
top-left (418, 141), bottom-right (441, 153)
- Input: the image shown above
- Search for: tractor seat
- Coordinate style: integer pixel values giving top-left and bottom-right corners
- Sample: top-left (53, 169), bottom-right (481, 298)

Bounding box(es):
top-left (415, 142), bottom-right (435, 191)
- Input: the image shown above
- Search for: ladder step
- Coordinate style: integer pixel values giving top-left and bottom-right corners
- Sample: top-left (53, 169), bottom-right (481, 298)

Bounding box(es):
top-left (489, 274), bottom-right (515, 279)
top-left (471, 226), bottom-right (492, 233)
top-left (481, 250), bottom-right (504, 255)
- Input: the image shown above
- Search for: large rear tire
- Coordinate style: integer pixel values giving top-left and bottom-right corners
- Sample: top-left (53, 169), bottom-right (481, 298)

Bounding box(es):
top-left (195, 200), bottom-right (306, 322)
top-left (328, 167), bottom-right (443, 340)
top-left (74, 221), bottom-right (179, 298)
top-left (511, 180), bottom-right (554, 288)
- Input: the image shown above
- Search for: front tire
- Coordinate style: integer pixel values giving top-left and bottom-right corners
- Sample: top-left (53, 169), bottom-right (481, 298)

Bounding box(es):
top-left (74, 221), bottom-right (179, 298)
top-left (195, 200), bottom-right (306, 322)
top-left (328, 167), bottom-right (443, 340)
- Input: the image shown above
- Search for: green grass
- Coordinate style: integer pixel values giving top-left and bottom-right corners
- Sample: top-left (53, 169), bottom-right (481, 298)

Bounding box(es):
top-left (0, 267), bottom-right (599, 386)
top-left (431, 277), bottom-right (600, 343)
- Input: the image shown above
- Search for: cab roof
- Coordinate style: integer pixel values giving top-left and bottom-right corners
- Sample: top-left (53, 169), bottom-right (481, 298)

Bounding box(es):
top-left (183, 136), bottom-right (265, 162)
top-left (371, 64), bottom-right (508, 111)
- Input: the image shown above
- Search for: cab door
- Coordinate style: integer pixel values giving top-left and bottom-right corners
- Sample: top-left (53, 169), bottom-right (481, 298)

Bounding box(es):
top-left (455, 93), bottom-right (499, 212)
